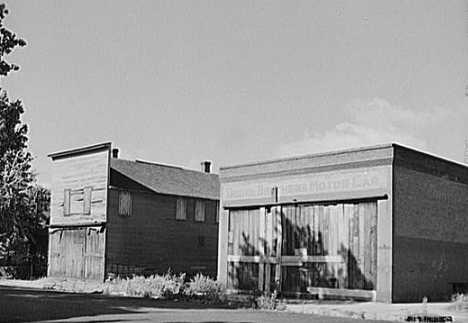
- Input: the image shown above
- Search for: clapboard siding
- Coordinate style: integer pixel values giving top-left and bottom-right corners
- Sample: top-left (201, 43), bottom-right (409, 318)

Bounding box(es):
top-left (106, 188), bottom-right (218, 277)
top-left (50, 149), bottom-right (109, 225)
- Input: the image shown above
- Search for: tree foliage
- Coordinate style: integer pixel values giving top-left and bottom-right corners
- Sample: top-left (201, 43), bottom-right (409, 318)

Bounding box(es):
top-left (0, 3), bottom-right (26, 77)
top-left (0, 4), bottom-right (49, 278)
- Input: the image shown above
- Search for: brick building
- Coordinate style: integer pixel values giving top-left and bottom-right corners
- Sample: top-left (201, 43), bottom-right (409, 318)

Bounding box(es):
top-left (217, 144), bottom-right (468, 302)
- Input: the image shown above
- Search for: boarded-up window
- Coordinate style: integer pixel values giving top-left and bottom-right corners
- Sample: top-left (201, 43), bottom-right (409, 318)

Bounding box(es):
top-left (176, 197), bottom-right (187, 221)
top-left (119, 190), bottom-right (132, 217)
top-left (83, 187), bottom-right (93, 215)
top-left (195, 200), bottom-right (205, 222)
top-left (63, 189), bottom-right (71, 216)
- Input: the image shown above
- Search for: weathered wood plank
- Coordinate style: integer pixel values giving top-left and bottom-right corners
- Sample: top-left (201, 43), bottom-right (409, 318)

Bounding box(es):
top-left (274, 206), bottom-right (282, 290)
top-left (363, 203), bottom-right (372, 289)
top-left (342, 204), bottom-right (351, 288)
top-left (370, 202), bottom-right (378, 289)
top-left (258, 207), bottom-right (266, 291)
top-left (282, 255), bottom-right (344, 265)
top-left (358, 203), bottom-right (366, 289)
top-left (228, 255), bottom-right (345, 265)
top-left (227, 255), bottom-right (277, 264)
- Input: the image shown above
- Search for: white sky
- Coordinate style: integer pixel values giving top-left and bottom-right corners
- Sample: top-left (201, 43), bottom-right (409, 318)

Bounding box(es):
top-left (3, 0), bottom-right (468, 186)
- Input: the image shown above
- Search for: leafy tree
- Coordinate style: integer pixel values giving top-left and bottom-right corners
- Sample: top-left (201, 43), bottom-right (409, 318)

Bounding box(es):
top-left (0, 4), bottom-right (26, 77)
top-left (0, 4), bottom-right (49, 278)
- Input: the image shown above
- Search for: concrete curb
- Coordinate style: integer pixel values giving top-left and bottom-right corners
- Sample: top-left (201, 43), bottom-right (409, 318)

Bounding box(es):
top-left (284, 302), bottom-right (468, 322)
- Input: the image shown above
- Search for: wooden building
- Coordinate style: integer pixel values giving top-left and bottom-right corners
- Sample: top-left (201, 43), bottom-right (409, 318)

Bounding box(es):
top-left (217, 144), bottom-right (468, 302)
top-left (48, 142), bottom-right (219, 281)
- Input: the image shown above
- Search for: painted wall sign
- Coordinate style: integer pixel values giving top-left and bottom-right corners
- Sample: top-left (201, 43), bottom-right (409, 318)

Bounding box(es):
top-left (222, 166), bottom-right (390, 205)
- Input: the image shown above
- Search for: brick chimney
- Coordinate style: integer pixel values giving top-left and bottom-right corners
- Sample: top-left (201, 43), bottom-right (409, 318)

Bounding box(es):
top-left (201, 161), bottom-right (211, 173)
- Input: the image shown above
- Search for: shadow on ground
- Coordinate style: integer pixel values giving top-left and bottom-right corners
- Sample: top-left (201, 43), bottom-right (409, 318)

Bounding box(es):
top-left (0, 286), bottom-right (243, 323)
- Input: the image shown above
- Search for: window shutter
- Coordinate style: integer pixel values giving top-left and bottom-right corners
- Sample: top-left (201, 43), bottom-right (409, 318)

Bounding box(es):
top-left (195, 200), bottom-right (205, 222)
top-left (63, 189), bottom-right (71, 216)
top-left (176, 198), bottom-right (187, 220)
top-left (83, 187), bottom-right (92, 215)
top-left (119, 191), bottom-right (132, 216)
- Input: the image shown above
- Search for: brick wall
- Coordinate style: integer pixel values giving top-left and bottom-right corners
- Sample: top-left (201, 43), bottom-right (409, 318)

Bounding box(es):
top-left (393, 148), bottom-right (468, 301)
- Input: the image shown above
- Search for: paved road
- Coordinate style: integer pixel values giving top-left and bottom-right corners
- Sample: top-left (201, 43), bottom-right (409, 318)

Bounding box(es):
top-left (0, 286), bottom-right (391, 323)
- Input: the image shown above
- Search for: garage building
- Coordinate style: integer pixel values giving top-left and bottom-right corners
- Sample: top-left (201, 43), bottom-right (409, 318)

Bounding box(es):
top-left (217, 144), bottom-right (468, 302)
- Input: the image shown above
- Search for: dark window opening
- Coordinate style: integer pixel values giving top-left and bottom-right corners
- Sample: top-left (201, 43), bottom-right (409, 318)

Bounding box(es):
top-left (198, 236), bottom-right (205, 247)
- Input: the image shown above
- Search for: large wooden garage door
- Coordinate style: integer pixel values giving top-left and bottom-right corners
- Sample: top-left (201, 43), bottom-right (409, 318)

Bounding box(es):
top-left (226, 201), bottom-right (377, 294)
top-left (48, 227), bottom-right (105, 280)
top-left (281, 202), bottom-right (377, 293)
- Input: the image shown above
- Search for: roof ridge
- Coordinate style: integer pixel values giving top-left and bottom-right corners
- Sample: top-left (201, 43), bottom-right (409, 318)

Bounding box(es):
top-left (135, 159), bottom-right (184, 170)
top-left (114, 158), bottom-right (218, 176)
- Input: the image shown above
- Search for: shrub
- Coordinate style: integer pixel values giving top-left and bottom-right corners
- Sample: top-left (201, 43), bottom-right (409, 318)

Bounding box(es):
top-left (255, 291), bottom-right (277, 310)
top-left (104, 271), bottom-right (186, 299)
top-left (186, 273), bottom-right (226, 303)
top-left (448, 293), bottom-right (468, 312)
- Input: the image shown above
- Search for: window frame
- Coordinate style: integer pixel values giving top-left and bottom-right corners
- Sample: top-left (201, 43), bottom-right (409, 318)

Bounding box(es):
top-left (176, 197), bottom-right (187, 221)
top-left (118, 190), bottom-right (132, 217)
top-left (195, 199), bottom-right (205, 222)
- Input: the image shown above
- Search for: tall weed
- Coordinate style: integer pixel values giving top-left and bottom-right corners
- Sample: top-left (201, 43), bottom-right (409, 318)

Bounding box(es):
top-left (186, 273), bottom-right (226, 302)
top-left (104, 271), bottom-right (186, 299)
top-left (448, 293), bottom-right (468, 312)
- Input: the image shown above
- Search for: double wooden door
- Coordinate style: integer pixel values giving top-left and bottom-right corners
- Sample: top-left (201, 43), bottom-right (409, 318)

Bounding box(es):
top-left (48, 227), bottom-right (105, 280)
top-left (226, 202), bottom-right (377, 293)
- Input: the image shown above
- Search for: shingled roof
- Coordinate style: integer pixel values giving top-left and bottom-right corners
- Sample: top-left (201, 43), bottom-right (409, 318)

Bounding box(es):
top-left (111, 158), bottom-right (220, 200)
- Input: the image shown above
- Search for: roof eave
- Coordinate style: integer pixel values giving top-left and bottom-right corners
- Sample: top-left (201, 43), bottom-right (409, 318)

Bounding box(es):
top-left (48, 142), bottom-right (112, 160)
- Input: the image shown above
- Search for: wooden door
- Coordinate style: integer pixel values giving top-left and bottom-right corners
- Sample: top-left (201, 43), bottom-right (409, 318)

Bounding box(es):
top-left (281, 204), bottom-right (347, 293)
top-left (281, 202), bottom-right (377, 293)
top-left (84, 227), bottom-right (105, 280)
top-left (48, 228), bottom-right (105, 280)
top-left (345, 202), bottom-right (377, 290)
top-left (227, 208), bottom-right (261, 290)
top-left (53, 229), bottom-right (85, 279)
top-left (226, 201), bottom-right (377, 294)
